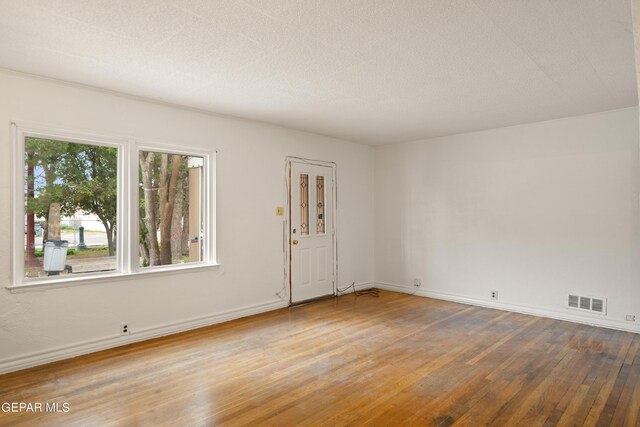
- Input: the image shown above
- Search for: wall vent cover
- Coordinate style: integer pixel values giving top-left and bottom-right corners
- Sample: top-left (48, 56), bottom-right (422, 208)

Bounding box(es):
top-left (567, 294), bottom-right (606, 315)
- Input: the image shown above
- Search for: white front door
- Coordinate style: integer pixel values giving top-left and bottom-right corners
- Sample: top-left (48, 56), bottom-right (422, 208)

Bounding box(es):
top-left (289, 160), bottom-right (335, 304)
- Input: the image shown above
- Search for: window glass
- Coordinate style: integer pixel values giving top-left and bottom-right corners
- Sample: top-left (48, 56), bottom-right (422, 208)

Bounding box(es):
top-left (300, 174), bottom-right (309, 236)
top-left (316, 176), bottom-right (325, 234)
top-left (15, 126), bottom-right (215, 287)
top-left (138, 150), bottom-right (204, 267)
top-left (23, 137), bottom-right (118, 279)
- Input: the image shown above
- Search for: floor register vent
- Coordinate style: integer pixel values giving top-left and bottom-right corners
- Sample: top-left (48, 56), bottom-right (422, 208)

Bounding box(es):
top-left (568, 294), bottom-right (606, 315)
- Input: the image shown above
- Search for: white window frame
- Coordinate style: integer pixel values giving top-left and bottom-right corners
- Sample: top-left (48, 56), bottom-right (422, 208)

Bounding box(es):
top-left (133, 142), bottom-right (216, 274)
top-left (10, 122), bottom-right (217, 289)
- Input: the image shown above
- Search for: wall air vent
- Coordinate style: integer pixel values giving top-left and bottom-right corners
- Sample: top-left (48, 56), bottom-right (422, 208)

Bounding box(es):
top-left (567, 294), bottom-right (606, 315)
top-left (568, 294), bottom-right (579, 308)
top-left (591, 298), bottom-right (604, 313)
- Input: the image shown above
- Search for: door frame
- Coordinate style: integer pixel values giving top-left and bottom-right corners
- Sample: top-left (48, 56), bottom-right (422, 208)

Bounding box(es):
top-left (285, 156), bottom-right (337, 305)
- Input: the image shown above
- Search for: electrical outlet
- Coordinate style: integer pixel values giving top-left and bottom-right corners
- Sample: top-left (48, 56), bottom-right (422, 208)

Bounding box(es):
top-left (625, 315), bottom-right (636, 322)
top-left (490, 290), bottom-right (498, 300)
top-left (413, 277), bottom-right (422, 288)
top-left (121, 322), bottom-right (129, 336)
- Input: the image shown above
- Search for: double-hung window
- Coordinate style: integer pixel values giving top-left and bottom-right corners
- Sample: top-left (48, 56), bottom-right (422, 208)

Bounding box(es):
top-left (11, 123), bottom-right (215, 287)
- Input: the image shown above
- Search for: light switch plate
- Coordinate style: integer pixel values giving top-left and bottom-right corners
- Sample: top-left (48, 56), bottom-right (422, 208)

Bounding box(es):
top-left (276, 207), bottom-right (284, 216)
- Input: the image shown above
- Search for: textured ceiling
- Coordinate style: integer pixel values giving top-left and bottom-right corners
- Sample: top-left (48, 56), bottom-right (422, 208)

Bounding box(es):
top-left (0, 0), bottom-right (637, 145)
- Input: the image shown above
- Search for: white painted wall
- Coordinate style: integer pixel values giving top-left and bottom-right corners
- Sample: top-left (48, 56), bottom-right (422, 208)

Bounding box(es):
top-left (1, 68), bottom-right (638, 373)
top-left (634, 0), bottom-right (640, 102)
top-left (0, 70), bottom-right (375, 372)
top-left (375, 108), bottom-right (640, 331)
top-left (634, 0), bottom-right (640, 151)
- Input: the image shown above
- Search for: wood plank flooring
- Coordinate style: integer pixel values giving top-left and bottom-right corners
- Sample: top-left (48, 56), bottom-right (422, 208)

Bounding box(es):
top-left (1, 290), bottom-right (639, 426)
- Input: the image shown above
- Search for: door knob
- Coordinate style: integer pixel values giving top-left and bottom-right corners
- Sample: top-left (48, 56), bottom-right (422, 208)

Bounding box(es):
top-left (292, 239), bottom-right (299, 245)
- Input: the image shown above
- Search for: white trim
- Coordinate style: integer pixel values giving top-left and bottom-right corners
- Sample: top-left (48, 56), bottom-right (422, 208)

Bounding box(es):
top-left (6, 263), bottom-right (221, 293)
top-left (9, 122), bottom-right (218, 288)
top-left (133, 144), bottom-right (215, 272)
top-left (11, 122), bottom-right (129, 287)
top-left (10, 120), bottom-right (132, 146)
top-left (136, 140), bottom-right (214, 158)
top-left (374, 282), bottom-right (640, 333)
top-left (118, 138), bottom-right (129, 277)
top-left (126, 138), bottom-right (137, 275)
top-left (10, 122), bottom-right (18, 287)
top-left (208, 151), bottom-right (217, 265)
top-left (0, 299), bottom-right (287, 374)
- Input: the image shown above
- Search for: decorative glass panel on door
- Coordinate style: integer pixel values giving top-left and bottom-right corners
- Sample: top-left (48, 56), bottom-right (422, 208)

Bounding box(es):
top-left (316, 176), bottom-right (325, 234)
top-left (300, 174), bottom-right (309, 236)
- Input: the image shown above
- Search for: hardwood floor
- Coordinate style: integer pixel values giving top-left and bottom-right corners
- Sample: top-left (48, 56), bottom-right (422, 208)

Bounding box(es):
top-left (1, 290), bottom-right (639, 426)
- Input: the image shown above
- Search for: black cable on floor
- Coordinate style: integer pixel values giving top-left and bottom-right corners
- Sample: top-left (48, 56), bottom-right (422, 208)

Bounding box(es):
top-left (337, 282), bottom-right (380, 297)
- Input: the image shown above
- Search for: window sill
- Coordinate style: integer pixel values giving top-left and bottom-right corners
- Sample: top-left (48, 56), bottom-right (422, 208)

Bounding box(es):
top-left (6, 263), bottom-right (221, 293)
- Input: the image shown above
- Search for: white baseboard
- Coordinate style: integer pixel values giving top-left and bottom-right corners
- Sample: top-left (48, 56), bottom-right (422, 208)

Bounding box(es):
top-left (6, 280), bottom-right (631, 374)
top-left (374, 282), bottom-right (640, 334)
top-left (0, 299), bottom-right (288, 375)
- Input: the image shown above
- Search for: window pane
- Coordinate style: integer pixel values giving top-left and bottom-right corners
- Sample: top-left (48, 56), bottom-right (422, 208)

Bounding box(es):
top-left (24, 137), bottom-right (118, 279)
top-left (139, 151), bottom-right (204, 267)
top-left (316, 176), bottom-right (325, 234)
top-left (300, 174), bottom-right (309, 236)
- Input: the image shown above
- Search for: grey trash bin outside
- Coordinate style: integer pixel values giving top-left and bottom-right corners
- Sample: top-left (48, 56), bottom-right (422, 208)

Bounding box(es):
top-left (43, 240), bottom-right (69, 273)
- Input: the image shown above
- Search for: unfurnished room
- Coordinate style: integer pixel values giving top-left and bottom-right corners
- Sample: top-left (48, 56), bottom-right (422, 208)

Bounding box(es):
top-left (1, 0), bottom-right (640, 426)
